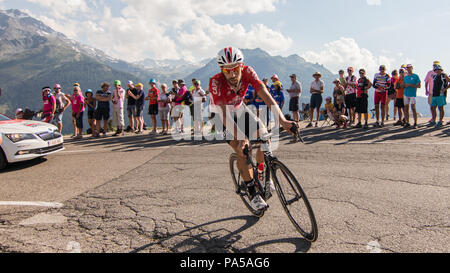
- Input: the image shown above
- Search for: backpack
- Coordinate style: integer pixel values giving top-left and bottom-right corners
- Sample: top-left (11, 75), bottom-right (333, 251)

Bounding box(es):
top-left (184, 90), bottom-right (193, 105)
top-left (433, 74), bottom-right (448, 97)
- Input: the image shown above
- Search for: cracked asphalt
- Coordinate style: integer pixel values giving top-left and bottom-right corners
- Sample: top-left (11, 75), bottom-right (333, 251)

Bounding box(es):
top-left (0, 118), bottom-right (449, 253)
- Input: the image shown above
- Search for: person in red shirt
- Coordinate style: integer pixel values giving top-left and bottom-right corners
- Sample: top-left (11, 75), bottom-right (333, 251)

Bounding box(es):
top-left (209, 47), bottom-right (296, 211)
top-left (386, 70), bottom-right (399, 121)
top-left (145, 79), bottom-right (159, 135)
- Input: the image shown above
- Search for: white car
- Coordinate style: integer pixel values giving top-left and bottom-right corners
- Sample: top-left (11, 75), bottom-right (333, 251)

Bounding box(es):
top-left (0, 113), bottom-right (64, 170)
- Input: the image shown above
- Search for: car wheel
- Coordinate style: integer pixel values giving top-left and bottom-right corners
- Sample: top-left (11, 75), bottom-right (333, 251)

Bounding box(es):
top-left (0, 148), bottom-right (7, 170)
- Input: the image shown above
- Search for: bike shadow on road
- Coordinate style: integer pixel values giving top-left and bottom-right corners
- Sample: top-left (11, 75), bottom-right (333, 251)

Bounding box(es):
top-left (0, 157), bottom-right (47, 174)
top-left (130, 215), bottom-right (311, 253)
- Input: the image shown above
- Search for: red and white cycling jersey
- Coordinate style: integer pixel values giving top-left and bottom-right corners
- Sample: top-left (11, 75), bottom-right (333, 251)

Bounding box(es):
top-left (209, 66), bottom-right (263, 111)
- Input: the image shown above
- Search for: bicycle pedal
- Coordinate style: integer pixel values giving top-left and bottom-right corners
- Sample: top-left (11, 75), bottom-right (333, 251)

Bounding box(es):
top-left (264, 191), bottom-right (273, 201)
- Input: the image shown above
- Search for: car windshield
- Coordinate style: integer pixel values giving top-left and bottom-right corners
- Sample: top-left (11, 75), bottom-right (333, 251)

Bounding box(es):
top-left (0, 114), bottom-right (12, 121)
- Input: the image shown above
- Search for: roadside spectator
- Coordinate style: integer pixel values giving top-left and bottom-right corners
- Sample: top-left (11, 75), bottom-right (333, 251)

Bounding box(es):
top-left (15, 108), bottom-right (24, 119)
top-left (192, 80), bottom-right (207, 136)
top-left (95, 82), bottom-right (112, 138)
top-left (244, 83), bottom-right (255, 106)
top-left (253, 84), bottom-right (270, 127)
top-left (189, 78), bottom-right (197, 92)
top-left (146, 79), bottom-right (160, 135)
top-left (333, 79), bottom-right (345, 107)
top-left (112, 80), bottom-right (125, 136)
top-left (158, 84), bottom-right (171, 135)
top-left (355, 69), bottom-right (372, 129)
top-left (270, 75), bottom-right (282, 88)
top-left (170, 80), bottom-right (180, 131)
top-left (344, 67), bottom-right (358, 125)
top-left (307, 72), bottom-right (324, 128)
top-left (394, 69), bottom-right (406, 126)
top-left (131, 83), bottom-right (145, 134)
top-left (271, 81), bottom-right (285, 110)
top-left (262, 78), bottom-right (270, 89)
top-left (41, 86), bottom-right (56, 124)
top-left (373, 65), bottom-right (391, 128)
top-left (53, 84), bottom-right (71, 133)
top-left (430, 65), bottom-right (448, 128)
top-left (71, 84), bottom-right (85, 140)
top-left (324, 97), bottom-right (335, 126)
top-left (334, 96), bottom-right (348, 129)
top-left (84, 89), bottom-right (96, 137)
top-left (403, 64), bottom-right (421, 129)
top-left (174, 79), bottom-right (188, 133)
top-left (339, 70), bottom-right (347, 87)
top-left (425, 61), bottom-right (440, 123)
top-left (125, 81), bottom-right (138, 133)
top-left (386, 70), bottom-right (399, 121)
top-left (286, 74), bottom-right (302, 122)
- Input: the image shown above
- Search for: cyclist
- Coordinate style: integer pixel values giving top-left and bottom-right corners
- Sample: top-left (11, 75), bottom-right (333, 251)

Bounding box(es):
top-left (209, 47), bottom-right (296, 211)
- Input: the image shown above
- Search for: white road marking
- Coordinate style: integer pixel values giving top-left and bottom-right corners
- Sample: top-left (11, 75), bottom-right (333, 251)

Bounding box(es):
top-left (0, 201), bottom-right (64, 208)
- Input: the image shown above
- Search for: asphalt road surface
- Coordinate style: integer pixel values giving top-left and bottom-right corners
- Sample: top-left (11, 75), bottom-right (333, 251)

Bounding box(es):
top-left (0, 118), bottom-right (449, 253)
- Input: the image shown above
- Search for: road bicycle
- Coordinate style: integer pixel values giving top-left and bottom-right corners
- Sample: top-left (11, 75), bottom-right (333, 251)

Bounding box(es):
top-left (229, 124), bottom-right (318, 242)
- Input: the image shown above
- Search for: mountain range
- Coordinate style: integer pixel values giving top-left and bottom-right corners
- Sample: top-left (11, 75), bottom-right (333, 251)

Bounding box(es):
top-left (0, 9), bottom-right (436, 134)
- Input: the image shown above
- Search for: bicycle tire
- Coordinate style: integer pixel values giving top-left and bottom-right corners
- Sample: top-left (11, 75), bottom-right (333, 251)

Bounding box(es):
top-left (270, 159), bottom-right (318, 242)
top-left (229, 153), bottom-right (265, 218)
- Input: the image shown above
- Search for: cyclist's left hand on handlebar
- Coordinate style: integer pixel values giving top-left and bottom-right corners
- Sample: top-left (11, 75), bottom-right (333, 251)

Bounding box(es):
top-left (237, 140), bottom-right (249, 158)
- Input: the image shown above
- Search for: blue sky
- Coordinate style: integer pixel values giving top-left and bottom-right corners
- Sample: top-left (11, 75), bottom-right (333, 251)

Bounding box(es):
top-left (1, 0), bottom-right (449, 96)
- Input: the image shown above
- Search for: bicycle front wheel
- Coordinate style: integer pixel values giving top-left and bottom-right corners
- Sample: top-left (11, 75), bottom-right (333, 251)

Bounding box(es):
top-left (229, 153), bottom-right (265, 218)
top-left (271, 160), bottom-right (318, 242)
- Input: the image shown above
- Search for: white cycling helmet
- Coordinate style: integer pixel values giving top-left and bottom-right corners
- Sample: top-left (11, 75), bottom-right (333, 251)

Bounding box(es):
top-left (217, 47), bottom-right (244, 67)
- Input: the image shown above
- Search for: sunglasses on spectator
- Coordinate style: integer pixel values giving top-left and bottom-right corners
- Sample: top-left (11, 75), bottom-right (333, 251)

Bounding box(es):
top-left (222, 64), bottom-right (242, 75)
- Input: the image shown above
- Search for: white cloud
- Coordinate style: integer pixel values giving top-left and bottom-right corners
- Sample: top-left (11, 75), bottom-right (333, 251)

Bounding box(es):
top-left (366, 0), bottom-right (381, 6)
top-left (301, 37), bottom-right (402, 77)
top-left (23, 0), bottom-right (290, 62)
top-left (177, 15), bottom-right (293, 62)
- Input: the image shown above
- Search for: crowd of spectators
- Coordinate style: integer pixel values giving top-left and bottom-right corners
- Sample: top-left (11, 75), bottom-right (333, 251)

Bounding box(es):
top-left (20, 61), bottom-right (449, 140)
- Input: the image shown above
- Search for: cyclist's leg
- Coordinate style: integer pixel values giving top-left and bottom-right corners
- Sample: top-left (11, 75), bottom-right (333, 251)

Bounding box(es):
top-left (228, 140), bottom-right (253, 182)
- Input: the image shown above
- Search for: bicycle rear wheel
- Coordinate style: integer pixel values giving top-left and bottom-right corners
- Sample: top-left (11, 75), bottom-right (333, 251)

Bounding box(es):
top-left (271, 160), bottom-right (318, 242)
top-left (229, 153), bottom-right (265, 218)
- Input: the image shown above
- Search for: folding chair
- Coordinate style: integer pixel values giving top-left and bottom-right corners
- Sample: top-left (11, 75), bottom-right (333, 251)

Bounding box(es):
top-left (322, 111), bottom-right (335, 127)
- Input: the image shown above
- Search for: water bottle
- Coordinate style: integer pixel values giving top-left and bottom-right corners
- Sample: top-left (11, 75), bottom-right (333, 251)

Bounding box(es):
top-left (257, 163), bottom-right (265, 183)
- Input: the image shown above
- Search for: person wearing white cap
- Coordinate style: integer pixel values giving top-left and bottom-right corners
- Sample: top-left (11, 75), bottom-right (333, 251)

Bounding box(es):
top-left (53, 83), bottom-right (71, 133)
top-left (15, 108), bottom-right (24, 119)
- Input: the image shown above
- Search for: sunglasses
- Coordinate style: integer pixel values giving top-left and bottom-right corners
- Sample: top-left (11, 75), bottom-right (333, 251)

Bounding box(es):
top-left (221, 64), bottom-right (242, 75)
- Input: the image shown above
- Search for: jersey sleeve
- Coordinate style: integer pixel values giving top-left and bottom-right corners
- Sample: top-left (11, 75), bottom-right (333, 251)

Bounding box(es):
top-left (244, 66), bottom-right (263, 93)
top-left (209, 75), bottom-right (222, 106)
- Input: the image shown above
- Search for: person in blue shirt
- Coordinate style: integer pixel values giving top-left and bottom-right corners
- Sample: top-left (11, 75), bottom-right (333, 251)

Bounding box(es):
top-left (403, 64), bottom-right (421, 128)
top-left (270, 81), bottom-right (285, 110)
top-left (244, 85), bottom-right (255, 106)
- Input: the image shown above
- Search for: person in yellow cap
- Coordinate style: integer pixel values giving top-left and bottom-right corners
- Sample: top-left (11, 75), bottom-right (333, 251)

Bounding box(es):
top-left (425, 61), bottom-right (441, 122)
